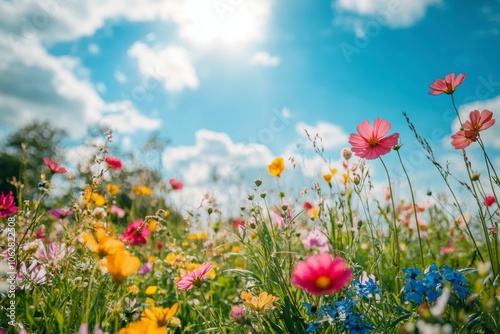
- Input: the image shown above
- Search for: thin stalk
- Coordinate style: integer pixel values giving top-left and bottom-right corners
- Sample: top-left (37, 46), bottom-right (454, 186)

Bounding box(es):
top-left (379, 157), bottom-right (401, 290)
top-left (396, 150), bottom-right (425, 268)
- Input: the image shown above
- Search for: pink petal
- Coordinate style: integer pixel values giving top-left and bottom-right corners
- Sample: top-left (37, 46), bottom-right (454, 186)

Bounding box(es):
top-left (356, 120), bottom-right (373, 140)
top-left (372, 118), bottom-right (391, 138)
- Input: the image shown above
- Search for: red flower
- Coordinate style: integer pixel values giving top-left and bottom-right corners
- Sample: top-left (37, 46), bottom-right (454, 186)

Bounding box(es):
top-left (177, 262), bottom-right (213, 290)
top-left (451, 130), bottom-right (478, 149)
top-left (291, 253), bottom-right (352, 295)
top-left (428, 73), bottom-right (466, 95)
top-left (105, 156), bottom-right (122, 170)
top-left (302, 201), bottom-right (314, 210)
top-left (156, 242), bottom-right (164, 250)
top-left (120, 219), bottom-right (150, 246)
top-left (348, 118), bottom-right (399, 160)
top-left (43, 157), bottom-right (67, 174)
top-left (463, 109), bottom-right (496, 133)
top-left (0, 191), bottom-right (18, 218)
top-left (484, 195), bottom-right (495, 207)
top-left (169, 178), bottom-right (184, 191)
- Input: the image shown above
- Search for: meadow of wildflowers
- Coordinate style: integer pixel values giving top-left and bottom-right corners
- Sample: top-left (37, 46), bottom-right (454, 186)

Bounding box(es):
top-left (1, 74), bottom-right (499, 333)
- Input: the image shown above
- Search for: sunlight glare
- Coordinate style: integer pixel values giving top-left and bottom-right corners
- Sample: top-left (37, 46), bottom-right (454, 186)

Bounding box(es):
top-left (178, 0), bottom-right (270, 46)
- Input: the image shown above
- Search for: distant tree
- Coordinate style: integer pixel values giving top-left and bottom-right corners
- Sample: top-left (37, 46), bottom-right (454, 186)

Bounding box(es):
top-left (0, 120), bottom-right (67, 199)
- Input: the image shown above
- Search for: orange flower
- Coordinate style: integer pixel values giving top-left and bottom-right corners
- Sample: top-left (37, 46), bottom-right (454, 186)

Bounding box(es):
top-left (322, 173), bottom-right (333, 183)
top-left (268, 157), bottom-right (285, 177)
top-left (105, 248), bottom-right (141, 283)
top-left (81, 228), bottom-right (123, 258)
top-left (240, 291), bottom-right (279, 312)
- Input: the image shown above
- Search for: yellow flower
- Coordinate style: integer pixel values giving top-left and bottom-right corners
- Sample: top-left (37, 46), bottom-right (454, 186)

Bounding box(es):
top-left (145, 286), bottom-right (158, 295)
top-left (149, 220), bottom-right (158, 232)
top-left (107, 184), bottom-right (120, 196)
top-left (231, 245), bottom-right (241, 253)
top-left (331, 167), bottom-right (338, 175)
top-left (132, 185), bottom-right (142, 196)
top-left (240, 291), bottom-right (279, 312)
top-left (187, 231), bottom-right (207, 241)
top-left (307, 208), bottom-right (320, 219)
top-left (118, 303), bottom-right (179, 334)
top-left (105, 248), bottom-right (141, 283)
top-left (342, 173), bottom-right (349, 184)
top-left (164, 253), bottom-right (186, 267)
top-left (84, 186), bottom-right (106, 206)
top-left (141, 186), bottom-right (153, 196)
top-left (142, 303), bottom-right (179, 327)
top-left (322, 173), bottom-right (333, 183)
top-left (268, 157), bottom-right (285, 177)
top-left (148, 256), bottom-right (156, 263)
top-left (81, 228), bottom-right (123, 258)
top-left (127, 285), bottom-right (140, 294)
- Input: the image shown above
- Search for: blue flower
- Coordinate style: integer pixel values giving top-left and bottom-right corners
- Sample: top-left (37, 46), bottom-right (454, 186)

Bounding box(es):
top-left (353, 277), bottom-right (381, 298)
top-left (306, 321), bottom-right (322, 333)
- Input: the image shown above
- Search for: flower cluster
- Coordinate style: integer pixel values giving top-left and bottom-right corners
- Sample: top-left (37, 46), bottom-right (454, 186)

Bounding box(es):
top-left (402, 264), bottom-right (470, 305)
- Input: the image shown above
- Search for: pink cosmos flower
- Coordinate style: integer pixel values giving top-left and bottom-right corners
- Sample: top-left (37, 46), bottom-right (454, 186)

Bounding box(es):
top-left (43, 157), bottom-right (67, 174)
top-left (302, 229), bottom-right (330, 253)
top-left (169, 178), bottom-right (184, 191)
top-left (110, 205), bottom-right (126, 218)
top-left (348, 118), bottom-right (399, 160)
top-left (484, 195), bottom-right (496, 207)
top-left (36, 242), bottom-right (72, 266)
top-left (230, 304), bottom-right (246, 324)
top-left (291, 253), bottom-right (352, 295)
top-left (428, 73), bottom-right (466, 95)
top-left (462, 109), bottom-right (496, 133)
top-left (177, 262), bottom-right (212, 290)
top-left (451, 130), bottom-right (478, 149)
top-left (48, 207), bottom-right (74, 219)
top-left (0, 191), bottom-right (18, 218)
top-left (17, 260), bottom-right (47, 290)
top-left (105, 156), bottom-right (122, 170)
top-left (119, 219), bottom-right (150, 246)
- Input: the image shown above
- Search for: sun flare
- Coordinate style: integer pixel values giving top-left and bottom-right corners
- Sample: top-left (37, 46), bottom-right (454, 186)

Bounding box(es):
top-left (178, 0), bottom-right (270, 45)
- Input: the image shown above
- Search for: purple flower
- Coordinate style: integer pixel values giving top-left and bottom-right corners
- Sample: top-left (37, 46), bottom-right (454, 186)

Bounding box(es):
top-left (48, 207), bottom-right (74, 219)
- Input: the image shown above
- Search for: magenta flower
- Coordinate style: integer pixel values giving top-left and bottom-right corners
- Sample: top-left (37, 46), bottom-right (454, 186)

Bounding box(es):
top-left (43, 157), bottom-right (67, 174)
top-left (463, 109), bottom-right (496, 133)
top-left (48, 207), bottom-right (74, 219)
top-left (451, 130), bottom-right (478, 149)
top-left (105, 156), bottom-right (122, 170)
top-left (169, 178), bottom-right (184, 191)
top-left (109, 205), bottom-right (125, 218)
top-left (348, 118), bottom-right (399, 160)
top-left (484, 195), bottom-right (496, 207)
top-left (291, 253), bottom-right (352, 295)
top-left (176, 262), bottom-right (212, 290)
top-left (119, 219), bottom-right (150, 246)
top-left (0, 191), bottom-right (18, 218)
top-left (428, 73), bottom-right (466, 95)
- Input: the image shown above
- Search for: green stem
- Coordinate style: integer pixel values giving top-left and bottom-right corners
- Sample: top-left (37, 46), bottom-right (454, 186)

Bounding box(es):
top-left (396, 150), bottom-right (425, 268)
top-left (379, 157), bottom-right (401, 290)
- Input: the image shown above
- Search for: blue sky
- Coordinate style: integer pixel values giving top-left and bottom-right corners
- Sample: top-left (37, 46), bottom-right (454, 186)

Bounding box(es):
top-left (1, 0), bottom-right (499, 210)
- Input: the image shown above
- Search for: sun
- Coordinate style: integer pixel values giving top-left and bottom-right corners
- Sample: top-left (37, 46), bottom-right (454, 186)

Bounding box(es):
top-left (177, 0), bottom-right (270, 46)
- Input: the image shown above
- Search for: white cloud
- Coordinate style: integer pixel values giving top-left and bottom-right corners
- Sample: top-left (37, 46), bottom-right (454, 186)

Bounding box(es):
top-left (295, 121), bottom-right (349, 151)
top-left (0, 35), bottom-right (161, 137)
top-left (332, 0), bottom-right (442, 31)
top-left (96, 82), bottom-right (106, 93)
top-left (451, 95), bottom-right (500, 149)
top-left (100, 100), bottom-right (162, 134)
top-left (128, 42), bottom-right (199, 93)
top-left (114, 70), bottom-right (127, 84)
top-left (250, 51), bottom-right (280, 67)
top-left (88, 43), bottom-right (100, 54)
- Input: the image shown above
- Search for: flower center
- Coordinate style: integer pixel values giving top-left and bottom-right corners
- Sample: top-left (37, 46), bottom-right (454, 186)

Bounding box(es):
top-left (0, 205), bottom-right (4, 210)
top-left (368, 137), bottom-right (379, 147)
top-left (315, 276), bottom-right (331, 290)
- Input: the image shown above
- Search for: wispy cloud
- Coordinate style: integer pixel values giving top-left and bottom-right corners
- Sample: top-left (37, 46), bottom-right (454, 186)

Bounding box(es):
top-left (250, 51), bottom-right (281, 67)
